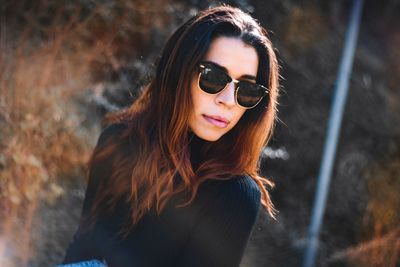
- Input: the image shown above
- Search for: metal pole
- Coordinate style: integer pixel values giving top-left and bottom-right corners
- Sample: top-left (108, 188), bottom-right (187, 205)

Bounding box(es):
top-left (302, 0), bottom-right (364, 266)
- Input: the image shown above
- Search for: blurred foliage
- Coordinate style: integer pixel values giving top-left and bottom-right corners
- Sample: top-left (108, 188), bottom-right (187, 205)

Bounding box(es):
top-left (0, 0), bottom-right (399, 266)
top-left (365, 157), bottom-right (400, 234)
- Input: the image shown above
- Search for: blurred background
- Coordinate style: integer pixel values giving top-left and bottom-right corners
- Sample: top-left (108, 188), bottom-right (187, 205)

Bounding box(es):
top-left (0, 0), bottom-right (399, 266)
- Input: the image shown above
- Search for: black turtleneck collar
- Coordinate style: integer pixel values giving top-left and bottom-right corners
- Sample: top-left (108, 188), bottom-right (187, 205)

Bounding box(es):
top-left (188, 132), bottom-right (208, 172)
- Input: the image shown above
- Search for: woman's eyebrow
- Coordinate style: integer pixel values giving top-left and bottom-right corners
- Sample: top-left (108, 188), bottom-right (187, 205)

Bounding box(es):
top-left (203, 60), bottom-right (257, 81)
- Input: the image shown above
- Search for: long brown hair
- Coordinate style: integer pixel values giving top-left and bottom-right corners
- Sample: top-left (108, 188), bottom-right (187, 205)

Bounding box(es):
top-left (87, 5), bottom-right (280, 236)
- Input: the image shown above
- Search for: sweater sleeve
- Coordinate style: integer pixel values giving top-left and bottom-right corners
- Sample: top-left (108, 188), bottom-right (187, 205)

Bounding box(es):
top-left (176, 176), bottom-right (261, 267)
top-left (62, 123), bottom-right (127, 264)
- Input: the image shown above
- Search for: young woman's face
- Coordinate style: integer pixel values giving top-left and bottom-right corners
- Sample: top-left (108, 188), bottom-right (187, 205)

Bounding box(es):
top-left (188, 36), bottom-right (259, 141)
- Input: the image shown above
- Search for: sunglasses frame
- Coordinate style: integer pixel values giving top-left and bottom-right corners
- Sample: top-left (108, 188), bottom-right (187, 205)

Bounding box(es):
top-left (197, 63), bottom-right (269, 109)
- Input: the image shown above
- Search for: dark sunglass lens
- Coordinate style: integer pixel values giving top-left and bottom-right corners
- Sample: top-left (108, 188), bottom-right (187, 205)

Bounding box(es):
top-left (199, 66), bottom-right (230, 94)
top-left (237, 82), bottom-right (267, 108)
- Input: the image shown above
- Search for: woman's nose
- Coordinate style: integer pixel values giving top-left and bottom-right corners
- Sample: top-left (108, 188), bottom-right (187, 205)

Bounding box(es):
top-left (215, 82), bottom-right (236, 107)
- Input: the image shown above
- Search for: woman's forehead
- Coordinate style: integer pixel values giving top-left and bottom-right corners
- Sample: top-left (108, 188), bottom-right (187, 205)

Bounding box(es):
top-left (203, 36), bottom-right (259, 79)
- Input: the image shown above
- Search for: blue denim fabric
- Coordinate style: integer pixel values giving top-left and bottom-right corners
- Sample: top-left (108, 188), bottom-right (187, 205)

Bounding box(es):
top-left (56, 259), bottom-right (107, 267)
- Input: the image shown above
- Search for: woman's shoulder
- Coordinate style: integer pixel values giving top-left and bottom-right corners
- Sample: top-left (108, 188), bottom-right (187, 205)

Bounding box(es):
top-left (226, 175), bottom-right (261, 205)
top-left (198, 175), bottom-right (261, 216)
top-left (205, 175), bottom-right (260, 197)
top-left (96, 122), bottom-right (128, 146)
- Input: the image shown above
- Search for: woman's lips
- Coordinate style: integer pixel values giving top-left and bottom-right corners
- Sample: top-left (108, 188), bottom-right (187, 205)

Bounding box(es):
top-left (202, 114), bottom-right (229, 128)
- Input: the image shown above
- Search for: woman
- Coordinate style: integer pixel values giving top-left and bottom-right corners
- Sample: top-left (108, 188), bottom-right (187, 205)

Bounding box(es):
top-left (61, 4), bottom-right (280, 267)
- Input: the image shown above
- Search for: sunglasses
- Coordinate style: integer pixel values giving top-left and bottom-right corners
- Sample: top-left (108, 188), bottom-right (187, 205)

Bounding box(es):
top-left (197, 61), bottom-right (269, 109)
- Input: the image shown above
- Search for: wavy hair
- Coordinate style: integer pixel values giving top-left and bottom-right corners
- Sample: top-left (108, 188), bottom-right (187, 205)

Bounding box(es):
top-left (87, 5), bottom-right (280, 237)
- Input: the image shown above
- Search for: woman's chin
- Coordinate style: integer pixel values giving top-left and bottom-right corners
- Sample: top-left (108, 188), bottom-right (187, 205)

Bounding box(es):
top-left (191, 129), bottom-right (223, 142)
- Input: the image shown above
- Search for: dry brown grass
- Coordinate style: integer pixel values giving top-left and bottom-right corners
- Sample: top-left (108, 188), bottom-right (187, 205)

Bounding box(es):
top-left (0, 11), bottom-right (92, 267)
top-left (1, 2), bottom-right (126, 266)
top-left (331, 227), bottom-right (400, 267)
top-left (330, 157), bottom-right (400, 267)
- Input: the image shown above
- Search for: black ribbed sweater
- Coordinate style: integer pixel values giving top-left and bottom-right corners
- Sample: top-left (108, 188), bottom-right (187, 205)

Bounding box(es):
top-left (62, 123), bottom-right (261, 267)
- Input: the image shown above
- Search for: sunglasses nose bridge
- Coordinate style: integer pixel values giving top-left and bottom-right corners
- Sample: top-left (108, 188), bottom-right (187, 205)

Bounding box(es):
top-left (215, 79), bottom-right (237, 107)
